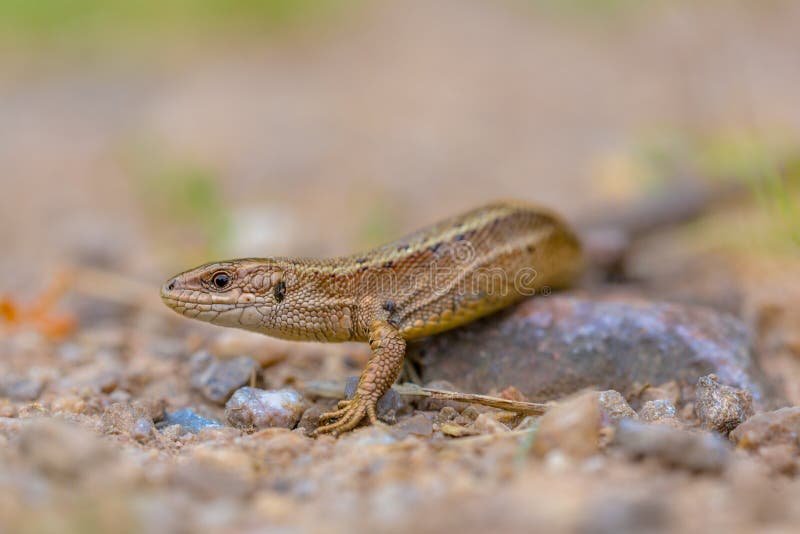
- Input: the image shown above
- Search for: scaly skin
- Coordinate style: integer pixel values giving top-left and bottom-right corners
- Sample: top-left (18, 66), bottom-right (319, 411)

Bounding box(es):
top-left (161, 201), bottom-right (583, 435)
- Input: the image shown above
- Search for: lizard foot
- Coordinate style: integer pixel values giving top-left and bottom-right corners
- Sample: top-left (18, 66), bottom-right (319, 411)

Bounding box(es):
top-left (313, 396), bottom-right (378, 436)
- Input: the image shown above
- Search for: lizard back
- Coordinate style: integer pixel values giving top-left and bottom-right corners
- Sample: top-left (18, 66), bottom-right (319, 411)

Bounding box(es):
top-left (343, 201), bottom-right (583, 340)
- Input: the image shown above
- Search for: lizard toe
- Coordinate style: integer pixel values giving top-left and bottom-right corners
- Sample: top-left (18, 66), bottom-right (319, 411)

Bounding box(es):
top-left (313, 396), bottom-right (373, 436)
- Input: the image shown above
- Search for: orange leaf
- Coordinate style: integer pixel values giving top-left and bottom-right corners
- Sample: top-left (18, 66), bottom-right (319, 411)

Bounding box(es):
top-left (0, 297), bottom-right (19, 323)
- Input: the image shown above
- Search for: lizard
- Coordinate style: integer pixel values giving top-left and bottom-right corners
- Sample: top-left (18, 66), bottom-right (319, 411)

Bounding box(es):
top-left (160, 201), bottom-right (583, 435)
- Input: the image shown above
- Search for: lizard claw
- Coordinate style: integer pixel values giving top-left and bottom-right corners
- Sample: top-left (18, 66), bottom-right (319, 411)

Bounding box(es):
top-left (313, 396), bottom-right (378, 436)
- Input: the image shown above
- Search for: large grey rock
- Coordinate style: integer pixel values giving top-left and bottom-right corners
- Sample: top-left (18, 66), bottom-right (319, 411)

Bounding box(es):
top-left (412, 294), bottom-right (780, 406)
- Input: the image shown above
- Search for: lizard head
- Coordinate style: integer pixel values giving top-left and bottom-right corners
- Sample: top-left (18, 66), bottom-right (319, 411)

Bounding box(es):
top-left (161, 259), bottom-right (289, 331)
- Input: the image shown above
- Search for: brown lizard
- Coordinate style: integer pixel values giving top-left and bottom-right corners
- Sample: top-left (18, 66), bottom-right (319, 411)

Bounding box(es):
top-left (161, 201), bottom-right (582, 435)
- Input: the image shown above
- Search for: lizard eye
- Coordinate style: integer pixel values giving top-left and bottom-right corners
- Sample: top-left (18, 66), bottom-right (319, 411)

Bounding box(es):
top-left (211, 272), bottom-right (231, 290)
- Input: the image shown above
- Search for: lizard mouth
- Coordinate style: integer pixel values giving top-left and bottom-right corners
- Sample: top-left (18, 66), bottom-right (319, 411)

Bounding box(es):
top-left (159, 279), bottom-right (237, 311)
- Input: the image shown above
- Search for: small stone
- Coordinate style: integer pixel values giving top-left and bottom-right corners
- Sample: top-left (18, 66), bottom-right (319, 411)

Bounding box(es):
top-left (391, 413), bottom-right (434, 438)
top-left (225, 387), bottom-right (307, 430)
top-left (639, 381), bottom-right (681, 406)
top-left (57, 363), bottom-right (121, 394)
top-left (102, 400), bottom-right (166, 436)
top-left (598, 390), bottom-right (637, 421)
top-left (730, 406), bottom-right (800, 451)
top-left (615, 419), bottom-right (729, 472)
top-left (159, 424), bottom-right (183, 441)
top-left (532, 391), bottom-right (602, 459)
top-left (440, 422), bottom-right (478, 438)
top-left (470, 413), bottom-right (509, 434)
top-left (438, 406), bottom-right (458, 421)
top-left (496, 386), bottom-right (527, 401)
top-left (158, 408), bottom-right (222, 434)
top-left (460, 406), bottom-right (481, 421)
top-left (695, 375), bottom-right (754, 434)
top-left (190, 352), bottom-right (258, 405)
top-left (343, 377), bottom-right (405, 421)
top-left (50, 395), bottom-right (87, 414)
top-left (639, 399), bottom-right (677, 422)
top-left (493, 411), bottom-right (520, 427)
top-left (297, 404), bottom-right (332, 434)
top-left (0, 374), bottom-right (45, 401)
top-left (16, 403), bottom-right (48, 418)
top-left (109, 389), bottom-right (132, 404)
top-left (131, 418), bottom-right (155, 443)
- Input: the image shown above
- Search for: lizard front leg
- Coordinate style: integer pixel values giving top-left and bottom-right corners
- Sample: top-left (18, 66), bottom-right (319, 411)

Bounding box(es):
top-left (314, 320), bottom-right (405, 436)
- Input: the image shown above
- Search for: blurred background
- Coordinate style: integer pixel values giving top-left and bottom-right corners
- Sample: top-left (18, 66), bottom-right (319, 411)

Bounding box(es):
top-left (2, 0), bottom-right (798, 293)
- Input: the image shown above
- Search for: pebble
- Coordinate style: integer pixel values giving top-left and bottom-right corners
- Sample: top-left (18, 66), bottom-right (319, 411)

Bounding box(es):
top-left (469, 413), bottom-right (509, 434)
top-left (344, 376), bottom-right (405, 421)
top-left (639, 399), bottom-right (677, 422)
top-left (57, 363), bottom-right (122, 395)
top-left (391, 413), bottom-right (434, 438)
top-left (225, 387), bottom-right (307, 430)
top-left (730, 406), bottom-right (800, 451)
top-left (615, 419), bottom-right (729, 472)
top-left (101, 399), bottom-right (166, 436)
top-left (190, 351), bottom-right (258, 405)
top-left (0, 374), bottom-right (45, 401)
top-left (437, 406), bottom-right (459, 422)
top-left (440, 422), bottom-right (478, 438)
top-left (532, 391), bottom-right (602, 459)
top-left (297, 404), bottom-right (332, 434)
top-left (158, 408), bottom-right (223, 434)
top-left (50, 395), bottom-right (88, 414)
top-left (131, 418), bottom-right (155, 443)
top-left (694, 374), bottom-right (753, 434)
top-left (598, 390), bottom-right (637, 421)
top-left (638, 381), bottom-right (681, 406)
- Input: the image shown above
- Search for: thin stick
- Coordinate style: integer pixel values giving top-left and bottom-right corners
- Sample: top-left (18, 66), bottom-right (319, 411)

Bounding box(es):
top-left (393, 383), bottom-right (549, 416)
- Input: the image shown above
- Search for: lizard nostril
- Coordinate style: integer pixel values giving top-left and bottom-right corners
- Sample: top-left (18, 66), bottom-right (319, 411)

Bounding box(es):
top-left (167, 280), bottom-right (175, 291)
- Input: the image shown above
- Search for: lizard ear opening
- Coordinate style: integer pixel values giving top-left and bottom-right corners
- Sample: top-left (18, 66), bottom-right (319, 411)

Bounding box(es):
top-left (274, 280), bottom-right (286, 302)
